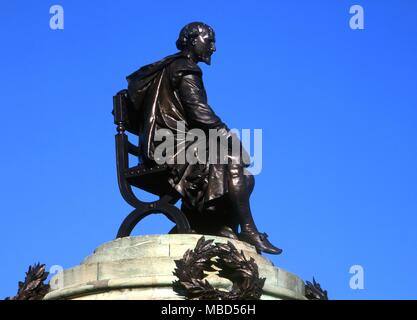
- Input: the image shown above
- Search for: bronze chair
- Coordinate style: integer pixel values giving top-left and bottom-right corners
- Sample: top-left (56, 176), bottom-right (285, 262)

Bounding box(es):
top-left (113, 90), bottom-right (191, 238)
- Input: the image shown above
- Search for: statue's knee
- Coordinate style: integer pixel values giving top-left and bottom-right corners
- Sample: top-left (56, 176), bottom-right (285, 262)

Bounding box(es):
top-left (228, 163), bottom-right (242, 179)
top-left (227, 164), bottom-right (255, 191)
top-left (246, 174), bottom-right (255, 194)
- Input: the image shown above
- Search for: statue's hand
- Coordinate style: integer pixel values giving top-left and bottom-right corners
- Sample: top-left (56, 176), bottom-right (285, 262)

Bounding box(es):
top-left (219, 129), bottom-right (251, 167)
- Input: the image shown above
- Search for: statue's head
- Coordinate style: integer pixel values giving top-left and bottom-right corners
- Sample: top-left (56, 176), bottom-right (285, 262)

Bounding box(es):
top-left (176, 22), bottom-right (216, 65)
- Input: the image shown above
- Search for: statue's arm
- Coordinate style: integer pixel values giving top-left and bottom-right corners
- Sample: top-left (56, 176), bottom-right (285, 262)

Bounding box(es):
top-left (178, 72), bottom-right (251, 166)
top-left (179, 74), bottom-right (228, 131)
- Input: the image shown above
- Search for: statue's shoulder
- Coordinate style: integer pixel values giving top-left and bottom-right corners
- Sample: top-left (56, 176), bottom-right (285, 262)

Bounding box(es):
top-left (126, 53), bottom-right (201, 83)
top-left (169, 56), bottom-right (202, 78)
top-left (169, 56), bottom-right (201, 74)
top-left (169, 56), bottom-right (202, 87)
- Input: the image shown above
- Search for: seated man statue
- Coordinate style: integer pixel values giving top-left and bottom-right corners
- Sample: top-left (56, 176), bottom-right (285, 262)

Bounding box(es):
top-left (125, 22), bottom-right (281, 254)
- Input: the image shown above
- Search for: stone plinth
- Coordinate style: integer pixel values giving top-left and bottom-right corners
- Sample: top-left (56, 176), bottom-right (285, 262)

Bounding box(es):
top-left (44, 234), bottom-right (306, 300)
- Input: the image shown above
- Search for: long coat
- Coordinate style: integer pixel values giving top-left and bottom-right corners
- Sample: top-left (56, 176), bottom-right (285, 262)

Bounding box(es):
top-left (126, 52), bottom-right (233, 212)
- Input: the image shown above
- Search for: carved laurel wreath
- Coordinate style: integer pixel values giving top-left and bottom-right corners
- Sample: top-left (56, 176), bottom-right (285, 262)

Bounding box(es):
top-left (172, 236), bottom-right (266, 300)
top-left (304, 278), bottom-right (329, 300)
top-left (5, 263), bottom-right (50, 300)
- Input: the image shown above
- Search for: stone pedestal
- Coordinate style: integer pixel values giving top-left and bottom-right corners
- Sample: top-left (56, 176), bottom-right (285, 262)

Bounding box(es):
top-left (44, 234), bottom-right (306, 300)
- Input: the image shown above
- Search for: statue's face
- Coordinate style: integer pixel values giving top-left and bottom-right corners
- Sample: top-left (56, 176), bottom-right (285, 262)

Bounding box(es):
top-left (191, 29), bottom-right (216, 65)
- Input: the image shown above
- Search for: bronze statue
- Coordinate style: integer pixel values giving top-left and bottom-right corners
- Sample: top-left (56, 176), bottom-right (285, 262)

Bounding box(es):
top-left (116, 22), bottom-right (281, 255)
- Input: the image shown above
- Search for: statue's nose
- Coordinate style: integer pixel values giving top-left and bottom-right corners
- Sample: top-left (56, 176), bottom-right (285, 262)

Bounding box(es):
top-left (211, 43), bottom-right (216, 52)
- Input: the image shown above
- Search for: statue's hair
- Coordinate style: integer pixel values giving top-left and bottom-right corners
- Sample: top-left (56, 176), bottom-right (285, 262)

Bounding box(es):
top-left (176, 22), bottom-right (215, 50)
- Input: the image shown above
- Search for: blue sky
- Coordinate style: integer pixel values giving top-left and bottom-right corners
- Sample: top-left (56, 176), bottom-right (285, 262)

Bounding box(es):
top-left (0, 0), bottom-right (416, 299)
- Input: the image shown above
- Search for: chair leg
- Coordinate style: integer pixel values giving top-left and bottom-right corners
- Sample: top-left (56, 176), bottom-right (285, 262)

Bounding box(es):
top-left (116, 204), bottom-right (192, 239)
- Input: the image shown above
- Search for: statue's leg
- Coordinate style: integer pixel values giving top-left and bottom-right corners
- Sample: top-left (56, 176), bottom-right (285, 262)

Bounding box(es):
top-left (179, 201), bottom-right (238, 239)
top-left (227, 164), bottom-right (257, 232)
top-left (246, 173), bottom-right (255, 195)
top-left (227, 163), bottom-right (282, 255)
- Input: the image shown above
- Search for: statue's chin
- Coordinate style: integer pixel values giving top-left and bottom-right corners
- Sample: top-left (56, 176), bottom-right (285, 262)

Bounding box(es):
top-left (201, 56), bottom-right (212, 65)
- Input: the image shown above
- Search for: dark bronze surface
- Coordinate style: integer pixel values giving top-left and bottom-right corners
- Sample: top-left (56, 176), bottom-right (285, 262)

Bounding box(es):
top-left (305, 278), bottom-right (329, 300)
top-left (114, 22), bottom-right (281, 255)
top-left (5, 263), bottom-right (49, 300)
top-left (172, 236), bottom-right (265, 300)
